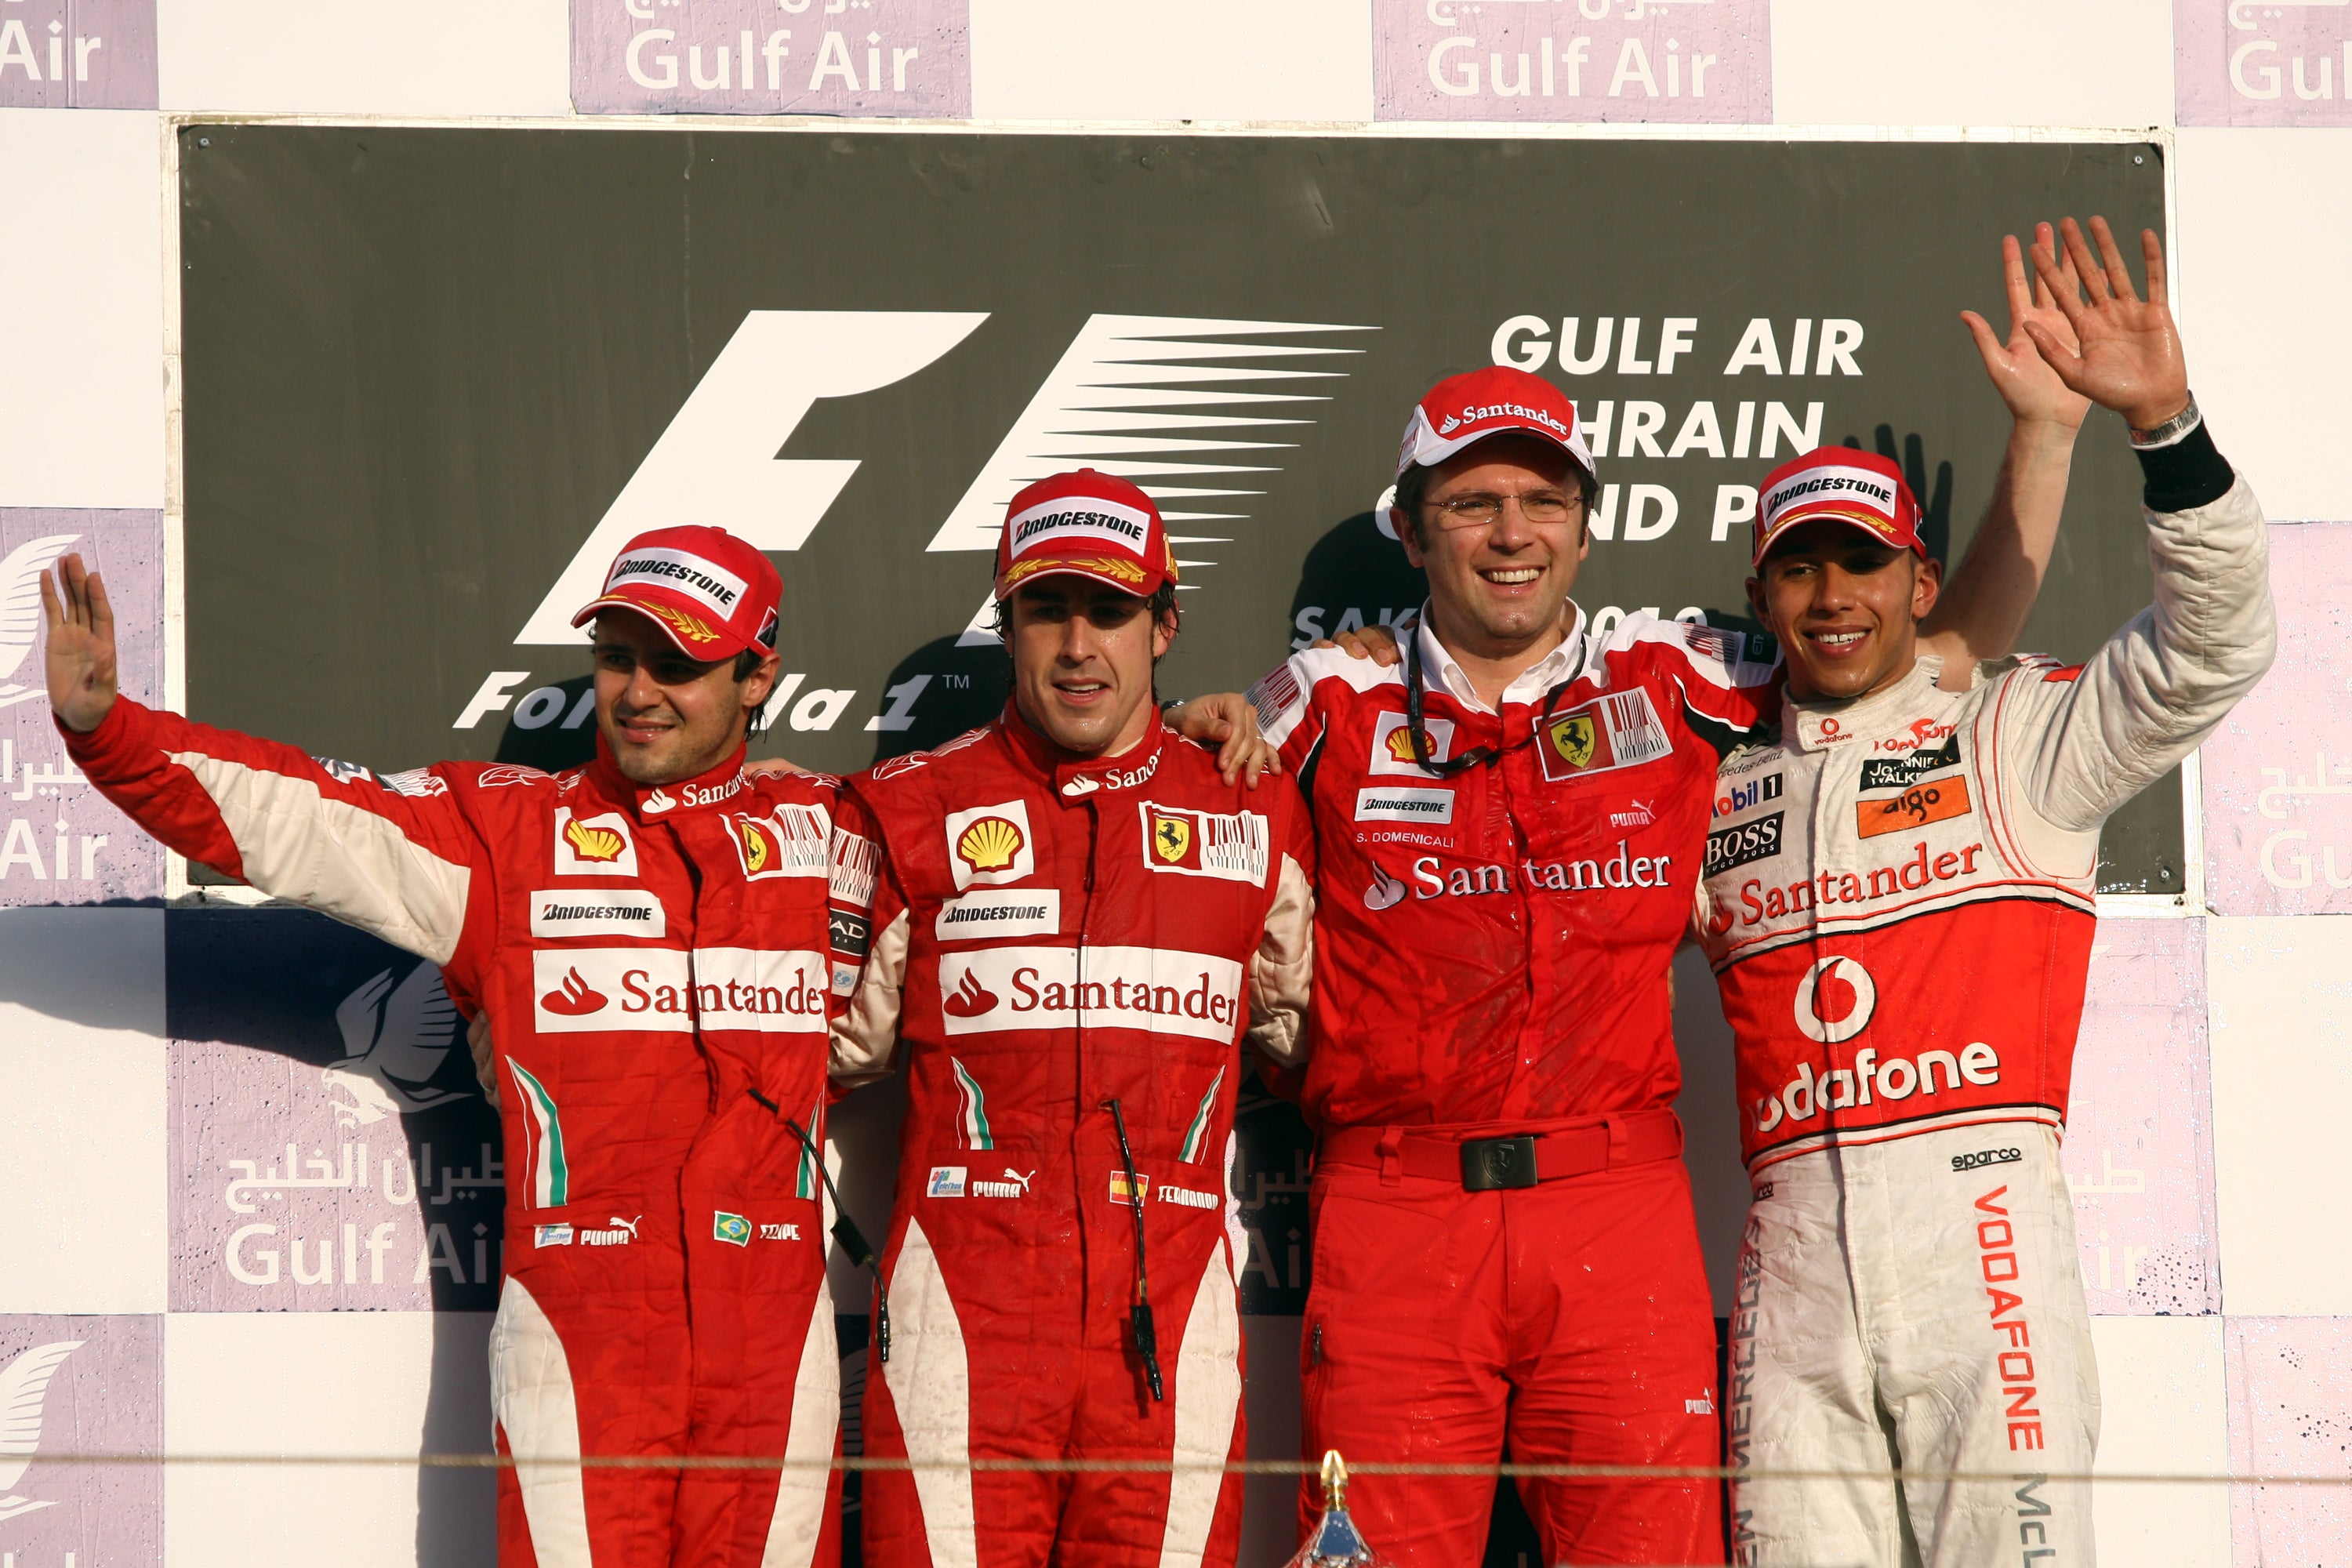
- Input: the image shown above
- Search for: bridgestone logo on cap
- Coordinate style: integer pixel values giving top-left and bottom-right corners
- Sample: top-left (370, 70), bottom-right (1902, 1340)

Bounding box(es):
top-left (1006, 498), bottom-right (1154, 557)
top-left (1762, 466), bottom-right (1897, 528)
top-left (605, 547), bottom-right (748, 613)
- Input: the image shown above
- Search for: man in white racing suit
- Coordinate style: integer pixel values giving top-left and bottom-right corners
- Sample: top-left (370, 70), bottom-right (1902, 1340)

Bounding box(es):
top-left (1697, 217), bottom-right (2276, 1566)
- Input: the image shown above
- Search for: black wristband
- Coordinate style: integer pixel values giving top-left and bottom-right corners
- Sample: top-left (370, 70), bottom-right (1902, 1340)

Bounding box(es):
top-left (2136, 419), bottom-right (2235, 514)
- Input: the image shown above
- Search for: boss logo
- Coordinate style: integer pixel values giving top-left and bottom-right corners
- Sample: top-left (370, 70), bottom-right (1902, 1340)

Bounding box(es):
top-left (1705, 811), bottom-right (1783, 875)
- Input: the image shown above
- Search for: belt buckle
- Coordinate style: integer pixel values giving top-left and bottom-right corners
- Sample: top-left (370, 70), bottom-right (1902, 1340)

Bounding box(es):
top-left (1460, 1134), bottom-right (1539, 1192)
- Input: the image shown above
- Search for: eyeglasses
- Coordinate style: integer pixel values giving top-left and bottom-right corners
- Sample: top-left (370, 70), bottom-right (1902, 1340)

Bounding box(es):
top-left (1425, 493), bottom-right (1582, 528)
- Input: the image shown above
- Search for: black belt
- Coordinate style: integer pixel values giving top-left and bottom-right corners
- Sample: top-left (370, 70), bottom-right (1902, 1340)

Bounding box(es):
top-left (1319, 1109), bottom-right (1684, 1191)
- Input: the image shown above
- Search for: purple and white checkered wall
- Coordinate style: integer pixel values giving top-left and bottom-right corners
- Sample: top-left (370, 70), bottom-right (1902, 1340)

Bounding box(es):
top-left (9, 4), bottom-right (2352, 1563)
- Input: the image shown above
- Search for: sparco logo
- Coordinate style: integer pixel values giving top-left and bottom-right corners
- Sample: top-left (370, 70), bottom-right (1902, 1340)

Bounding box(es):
top-left (1952, 1147), bottom-right (2023, 1172)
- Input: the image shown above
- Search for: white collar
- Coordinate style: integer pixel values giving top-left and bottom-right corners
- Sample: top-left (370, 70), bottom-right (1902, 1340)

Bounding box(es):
top-left (1413, 601), bottom-right (1587, 716)
top-left (1784, 655), bottom-right (1947, 752)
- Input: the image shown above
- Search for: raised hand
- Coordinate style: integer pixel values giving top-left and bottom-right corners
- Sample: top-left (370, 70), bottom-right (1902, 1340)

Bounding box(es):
top-left (39, 553), bottom-right (118, 734)
top-left (2022, 216), bottom-right (2189, 431)
top-left (1961, 223), bottom-right (2092, 434)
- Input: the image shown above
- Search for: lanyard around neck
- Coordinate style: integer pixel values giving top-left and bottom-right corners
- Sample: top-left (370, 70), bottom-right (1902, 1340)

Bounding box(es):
top-left (1401, 621), bottom-right (1577, 776)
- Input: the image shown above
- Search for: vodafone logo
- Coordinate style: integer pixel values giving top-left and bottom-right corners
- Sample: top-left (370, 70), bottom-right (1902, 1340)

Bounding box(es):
top-left (1794, 955), bottom-right (1875, 1044)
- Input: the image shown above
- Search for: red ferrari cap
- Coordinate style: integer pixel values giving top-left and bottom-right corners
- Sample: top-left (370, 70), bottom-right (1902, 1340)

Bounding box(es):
top-left (992, 469), bottom-right (1177, 601)
top-left (1753, 448), bottom-right (1926, 568)
top-left (571, 524), bottom-right (782, 659)
top-left (1396, 365), bottom-right (1596, 481)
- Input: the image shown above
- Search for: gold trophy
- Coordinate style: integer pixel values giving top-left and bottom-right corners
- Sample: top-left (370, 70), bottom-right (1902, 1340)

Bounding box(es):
top-left (1285, 1450), bottom-right (1390, 1568)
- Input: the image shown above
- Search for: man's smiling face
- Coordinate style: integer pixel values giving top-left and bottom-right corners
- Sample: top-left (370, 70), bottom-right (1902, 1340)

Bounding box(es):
top-left (1006, 578), bottom-right (1176, 757)
top-left (1747, 521), bottom-right (1941, 702)
top-left (1398, 433), bottom-right (1591, 662)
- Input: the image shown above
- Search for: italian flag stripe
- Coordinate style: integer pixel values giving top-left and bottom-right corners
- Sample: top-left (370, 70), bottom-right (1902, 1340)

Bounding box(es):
top-left (506, 1060), bottom-right (568, 1209)
top-left (797, 1096), bottom-right (822, 1200)
top-left (953, 1058), bottom-right (993, 1152)
top-left (1179, 1066), bottom-right (1224, 1165)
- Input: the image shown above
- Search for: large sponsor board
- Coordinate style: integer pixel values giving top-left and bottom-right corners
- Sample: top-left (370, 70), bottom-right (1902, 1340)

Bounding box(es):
top-left (0, 509), bottom-right (163, 906)
top-left (0, 0), bottom-right (158, 108)
top-left (569, 0), bottom-right (969, 115)
top-left (177, 128), bottom-right (2178, 890)
top-left (1374, 0), bottom-right (1770, 122)
top-left (0, 1314), bottom-right (162, 1561)
top-left (2201, 522), bottom-right (2352, 913)
top-left (2178, 0), bottom-right (2352, 126)
top-left (2063, 918), bottom-right (2220, 1316)
top-left (168, 909), bottom-right (503, 1312)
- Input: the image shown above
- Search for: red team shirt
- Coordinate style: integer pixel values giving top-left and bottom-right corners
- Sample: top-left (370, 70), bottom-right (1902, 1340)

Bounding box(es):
top-left (1249, 608), bottom-right (1779, 1131)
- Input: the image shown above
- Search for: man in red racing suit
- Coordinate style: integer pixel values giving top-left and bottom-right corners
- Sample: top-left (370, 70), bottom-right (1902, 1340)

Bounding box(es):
top-left (1698, 220), bottom-right (2274, 1568)
top-left (1252, 539), bottom-right (1773, 1563)
top-left (1227, 324), bottom-right (2081, 1563)
top-left (827, 470), bottom-right (1315, 1568)
top-left (44, 526), bottom-right (846, 1568)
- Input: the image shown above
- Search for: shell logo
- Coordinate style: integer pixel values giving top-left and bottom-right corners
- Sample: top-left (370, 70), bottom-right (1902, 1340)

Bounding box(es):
top-left (956, 816), bottom-right (1025, 874)
top-left (739, 818), bottom-right (773, 875)
top-left (564, 818), bottom-right (627, 863)
top-left (1385, 728), bottom-right (1424, 763)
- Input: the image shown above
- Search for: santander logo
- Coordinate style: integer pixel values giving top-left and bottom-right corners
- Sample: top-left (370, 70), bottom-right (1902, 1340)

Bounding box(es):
top-left (542, 967), bottom-right (609, 1017)
top-left (942, 971), bottom-right (999, 1018)
top-left (1793, 955), bottom-right (1875, 1044)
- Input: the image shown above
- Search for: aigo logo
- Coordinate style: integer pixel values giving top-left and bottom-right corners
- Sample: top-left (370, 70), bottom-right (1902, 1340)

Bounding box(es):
top-left (1793, 954), bottom-right (1875, 1044)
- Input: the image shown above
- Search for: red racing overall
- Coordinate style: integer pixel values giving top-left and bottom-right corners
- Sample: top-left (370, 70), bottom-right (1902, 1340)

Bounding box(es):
top-left (67, 700), bottom-right (844, 1568)
top-left (829, 707), bottom-right (1314, 1568)
top-left (1250, 608), bottom-right (1775, 1565)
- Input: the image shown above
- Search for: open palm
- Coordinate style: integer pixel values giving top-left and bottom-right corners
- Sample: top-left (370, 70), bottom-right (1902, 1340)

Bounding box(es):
top-left (39, 554), bottom-right (118, 734)
top-left (2022, 216), bottom-right (2190, 432)
top-left (1961, 223), bottom-right (2090, 432)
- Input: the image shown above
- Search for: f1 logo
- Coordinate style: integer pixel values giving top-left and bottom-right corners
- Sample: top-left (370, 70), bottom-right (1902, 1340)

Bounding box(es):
top-left (514, 310), bottom-right (1371, 648)
top-left (514, 311), bottom-right (989, 644)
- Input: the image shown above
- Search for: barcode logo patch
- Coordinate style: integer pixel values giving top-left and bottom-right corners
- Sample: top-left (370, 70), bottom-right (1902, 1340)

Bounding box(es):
top-left (1537, 688), bottom-right (1674, 782)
